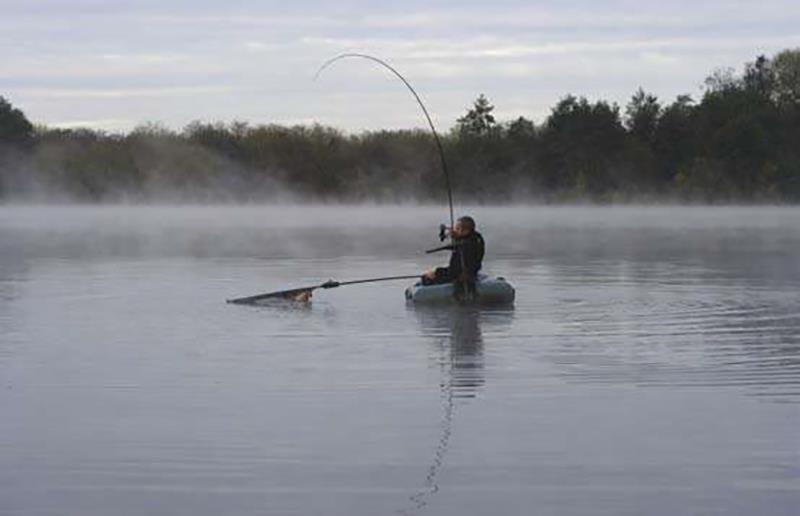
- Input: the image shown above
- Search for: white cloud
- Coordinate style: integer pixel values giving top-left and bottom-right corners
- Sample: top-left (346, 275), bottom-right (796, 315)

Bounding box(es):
top-left (303, 34), bottom-right (800, 62)
top-left (20, 85), bottom-right (237, 99)
top-left (49, 118), bottom-right (135, 131)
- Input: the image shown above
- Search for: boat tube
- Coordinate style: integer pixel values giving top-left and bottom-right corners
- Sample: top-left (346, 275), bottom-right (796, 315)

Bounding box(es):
top-left (405, 274), bottom-right (515, 305)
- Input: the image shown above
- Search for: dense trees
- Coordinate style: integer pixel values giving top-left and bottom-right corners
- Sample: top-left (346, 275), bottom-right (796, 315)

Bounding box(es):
top-left (456, 94), bottom-right (497, 137)
top-left (773, 50), bottom-right (800, 105)
top-left (0, 97), bottom-right (35, 196)
top-left (0, 96), bottom-right (34, 146)
top-left (538, 96), bottom-right (627, 195)
top-left (1, 49), bottom-right (799, 202)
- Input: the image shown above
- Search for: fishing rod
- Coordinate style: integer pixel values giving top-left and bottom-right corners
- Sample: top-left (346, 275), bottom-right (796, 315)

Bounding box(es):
top-left (424, 239), bottom-right (474, 254)
top-left (315, 53), bottom-right (455, 231)
top-left (226, 274), bottom-right (421, 305)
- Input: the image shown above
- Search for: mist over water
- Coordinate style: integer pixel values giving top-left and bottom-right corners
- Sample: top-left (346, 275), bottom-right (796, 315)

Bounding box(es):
top-left (1, 205), bottom-right (799, 516)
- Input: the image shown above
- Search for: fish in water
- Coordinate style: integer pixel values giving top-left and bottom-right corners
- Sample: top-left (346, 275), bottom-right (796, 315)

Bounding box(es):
top-left (289, 290), bottom-right (313, 303)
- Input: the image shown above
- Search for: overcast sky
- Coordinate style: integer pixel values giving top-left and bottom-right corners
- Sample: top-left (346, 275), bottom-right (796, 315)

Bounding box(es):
top-left (3, 0), bottom-right (799, 132)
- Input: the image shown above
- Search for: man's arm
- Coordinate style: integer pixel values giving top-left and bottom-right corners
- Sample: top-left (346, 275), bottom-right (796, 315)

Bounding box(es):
top-left (460, 236), bottom-right (484, 278)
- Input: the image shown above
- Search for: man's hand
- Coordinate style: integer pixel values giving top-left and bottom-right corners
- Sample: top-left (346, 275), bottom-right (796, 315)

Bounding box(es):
top-left (423, 269), bottom-right (436, 280)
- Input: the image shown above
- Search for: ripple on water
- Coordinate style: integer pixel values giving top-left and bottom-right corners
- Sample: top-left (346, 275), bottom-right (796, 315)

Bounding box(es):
top-left (523, 275), bottom-right (800, 402)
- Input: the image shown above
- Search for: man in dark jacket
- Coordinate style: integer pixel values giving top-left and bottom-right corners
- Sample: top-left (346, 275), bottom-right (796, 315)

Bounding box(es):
top-left (422, 216), bottom-right (485, 295)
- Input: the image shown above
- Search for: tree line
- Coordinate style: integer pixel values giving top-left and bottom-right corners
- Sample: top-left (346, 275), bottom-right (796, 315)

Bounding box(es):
top-left (1, 49), bottom-right (799, 203)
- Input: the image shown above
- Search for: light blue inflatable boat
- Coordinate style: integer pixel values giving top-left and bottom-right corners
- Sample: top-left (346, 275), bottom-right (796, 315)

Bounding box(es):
top-left (405, 274), bottom-right (515, 305)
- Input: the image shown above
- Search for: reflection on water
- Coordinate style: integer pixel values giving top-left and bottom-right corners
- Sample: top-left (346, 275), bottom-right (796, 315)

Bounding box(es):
top-left (400, 306), bottom-right (514, 514)
top-left (412, 306), bottom-right (515, 399)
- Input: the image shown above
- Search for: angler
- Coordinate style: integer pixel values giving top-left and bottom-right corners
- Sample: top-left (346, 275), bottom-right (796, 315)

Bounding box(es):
top-left (422, 216), bottom-right (485, 296)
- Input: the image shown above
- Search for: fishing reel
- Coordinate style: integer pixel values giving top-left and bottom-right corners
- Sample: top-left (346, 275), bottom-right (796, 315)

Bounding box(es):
top-left (426, 223), bottom-right (454, 254)
top-left (438, 223), bottom-right (449, 242)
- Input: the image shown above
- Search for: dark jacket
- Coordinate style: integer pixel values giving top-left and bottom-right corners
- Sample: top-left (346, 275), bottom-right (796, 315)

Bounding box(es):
top-left (428, 231), bottom-right (485, 285)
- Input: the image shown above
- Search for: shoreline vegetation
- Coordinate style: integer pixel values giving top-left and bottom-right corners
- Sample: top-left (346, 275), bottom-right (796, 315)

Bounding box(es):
top-left (2, 50), bottom-right (799, 204)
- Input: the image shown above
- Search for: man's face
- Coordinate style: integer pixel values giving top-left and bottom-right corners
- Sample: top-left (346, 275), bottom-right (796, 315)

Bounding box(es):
top-left (453, 221), bottom-right (470, 238)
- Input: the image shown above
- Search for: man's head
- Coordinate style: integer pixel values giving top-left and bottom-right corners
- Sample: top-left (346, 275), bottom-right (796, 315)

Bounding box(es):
top-left (453, 215), bottom-right (476, 238)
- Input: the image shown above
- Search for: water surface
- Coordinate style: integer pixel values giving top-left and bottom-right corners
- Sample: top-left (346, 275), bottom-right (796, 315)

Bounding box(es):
top-left (1, 205), bottom-right (799, 516)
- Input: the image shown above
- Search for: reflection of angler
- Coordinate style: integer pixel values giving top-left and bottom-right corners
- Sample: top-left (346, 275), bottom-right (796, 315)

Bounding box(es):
top-left (448, 309), bottom-right (485, 396)
top-left (399, 308), bottom-right (486, 515)
top-left (399, 336), bottom-right (456, 516)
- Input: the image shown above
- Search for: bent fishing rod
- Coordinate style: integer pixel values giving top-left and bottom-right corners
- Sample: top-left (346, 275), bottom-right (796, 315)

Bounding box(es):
top-left (315, 53), bottom-right (455, 231)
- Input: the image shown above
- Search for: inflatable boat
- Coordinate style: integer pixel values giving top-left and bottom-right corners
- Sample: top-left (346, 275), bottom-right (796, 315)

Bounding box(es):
top-left (405, 274), bottom-right (515, 305)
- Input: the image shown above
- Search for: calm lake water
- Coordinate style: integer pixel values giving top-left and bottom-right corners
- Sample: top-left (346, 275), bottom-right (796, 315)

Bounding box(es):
top-left (1, 205), bottom-right (799, 516)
